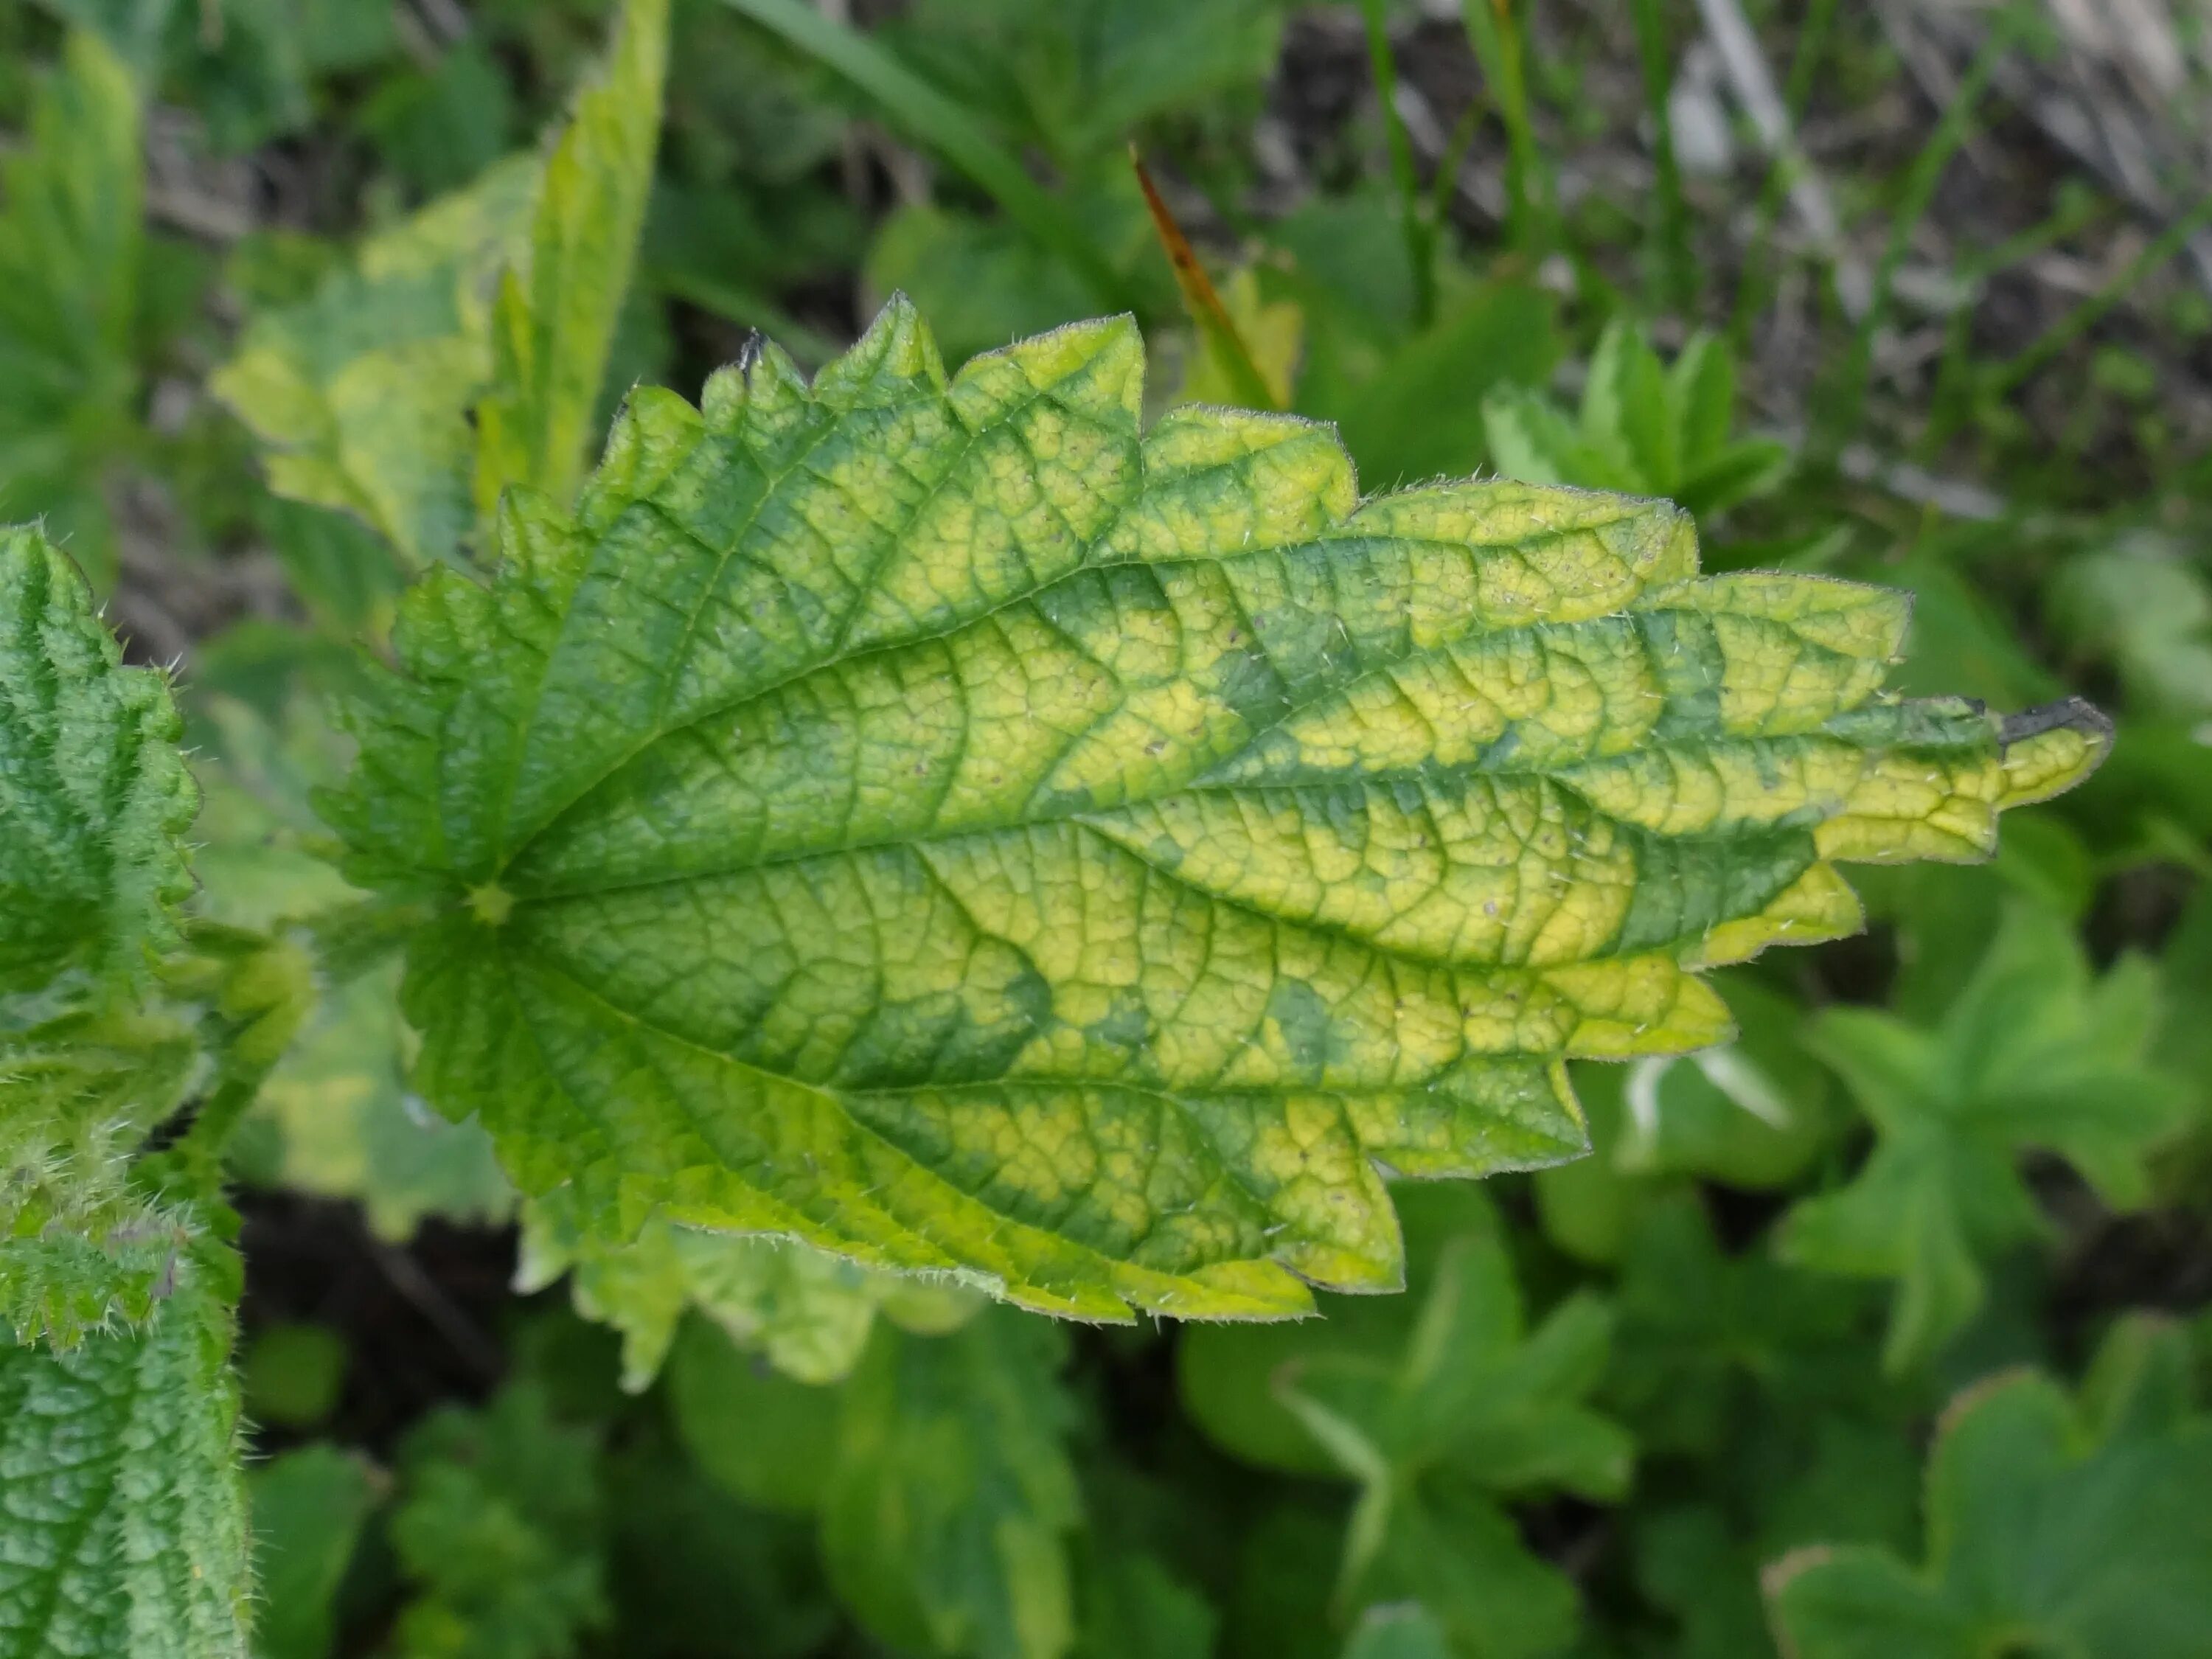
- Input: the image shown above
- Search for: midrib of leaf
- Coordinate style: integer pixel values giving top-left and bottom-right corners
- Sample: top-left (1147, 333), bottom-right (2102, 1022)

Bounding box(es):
top-left (477, 549), bottom-right (1873, 987)
top-left (479, 487), bottom-right (1677, 888)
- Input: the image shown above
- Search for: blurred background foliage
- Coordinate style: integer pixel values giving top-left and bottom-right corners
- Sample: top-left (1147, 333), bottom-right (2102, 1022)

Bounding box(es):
top-left (4, 0), bottom-right (2212, 1654)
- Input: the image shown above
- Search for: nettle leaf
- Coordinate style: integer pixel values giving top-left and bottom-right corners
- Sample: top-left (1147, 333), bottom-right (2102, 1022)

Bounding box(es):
top-left (324, 299), bottom-right (2108, 1321)
top-left (0, 1247), bottom-right (248, 1659)
top-left (823, 1311), bottom-right (1080, 1659)
top-left (1765, 1318), bottom-right (2212, 1659)
top-left (475, 0), bottom-right (669, 516)
top-left (519, 1194), bottom-right (976, 1390)
top-left (1780, 902), bottom-right (2192, 1373)
top-left (0, 1006), bottom-right (196, 1345)
top-left (1, 526), bottom-right (204, 1342)
top-left (212, 156), bottom-right (540, 568)
top-left (671, 1308), bottom-right (1081, 1659)
top-left (1, 526), bottom-right (196, 992)
top-left (215, 0), bottom-right (667, 566)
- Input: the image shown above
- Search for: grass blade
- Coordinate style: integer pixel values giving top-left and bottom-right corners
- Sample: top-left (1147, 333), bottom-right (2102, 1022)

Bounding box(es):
top-left (1130, 148), bottom-right (1279, 411)
top-left (1986, 188), bottom-right (2212, 397)
top-left (1630, 0), bottom-right (1692, 313)
top-left (714, 0), bottom-right (1132, 312)
top-left (1728, 0), bottom-right (1842, 348)
top-left (1358, 0), bottom-right (1436, 327)
top-left (1461, 0), bottom-right (1553, 257)
top-left (1825, 7), bottom-right (2023, 445)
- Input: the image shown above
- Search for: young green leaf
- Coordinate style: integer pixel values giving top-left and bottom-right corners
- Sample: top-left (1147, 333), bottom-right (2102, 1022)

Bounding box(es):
top-left (823, 1311), bottom-right (1080, 1659)
top-left (0, 32), bottom-right (143, 585)
top-left (1779, 903), bottom-right (2192, 1372)
top-left (389, 1382), bottom-right (610, 1659)
top-left (474, 0), bottom-right (670, 518)
top-left (1, 525), bottom-right (196, 993)
top-left (0, 1248), bottom-right (249, 1659)
top-left (324, 300), bottom-right (2109, 1323)
top-left (1267, 1196), bottom-right (1630, 1659)
top-left (1766, 1321), bottom-right (2212, 1659)
top-left (248, 1446), bottom-right (380, 1659)
top-left (1483, 321), bottom-right (1789, 518)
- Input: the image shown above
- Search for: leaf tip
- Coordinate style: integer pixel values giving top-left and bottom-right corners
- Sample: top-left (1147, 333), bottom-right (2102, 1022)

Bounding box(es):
top-left (1996, 696), bottom-right (2112, 807)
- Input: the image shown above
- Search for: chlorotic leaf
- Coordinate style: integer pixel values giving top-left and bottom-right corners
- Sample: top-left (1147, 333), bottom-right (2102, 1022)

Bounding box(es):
top-left (0, 525), bottom-right (197, 994)
top-left (1765, 1326), bottom-right (2212, 1659)
top-left (212, 158), bottom-right (541, 566)
top-left (0, 32), bottom-right (143, 585)
top-left (520, 1193), bottom-right (975, 1390)
top-left (324, 299), bottom-right (2110, 1321)
top-left (475, 0), bottom-right (670, 517)
top-left (255, 964), bottom-right (515, 1244)
top-left (0, 1248), bottom-right (249, 1659)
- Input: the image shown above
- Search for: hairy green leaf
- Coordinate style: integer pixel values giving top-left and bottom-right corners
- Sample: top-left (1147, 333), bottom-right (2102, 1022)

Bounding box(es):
top-left (0, 524), bottom-right (196, 992)
top-left (0, 32), bottom-right (143, 584)
top-left (0, 1006), bottom-right (196, 1345)
top-left (1766, 1320), bottom-right (2212, 1659)
top-left (325, 299), bottom-right (2109, 1321)
top-left (1780, 903), bottom-right (2191, 1371)
top-left (476, 0), bottom-right (669, 518)
top-left (0, 1249), bottom-right (248, 1659)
